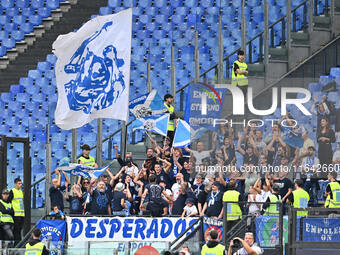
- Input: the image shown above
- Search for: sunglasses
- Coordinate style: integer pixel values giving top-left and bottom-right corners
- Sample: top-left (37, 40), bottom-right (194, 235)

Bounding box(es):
top-left (83, 182), bottom-right (89, 184)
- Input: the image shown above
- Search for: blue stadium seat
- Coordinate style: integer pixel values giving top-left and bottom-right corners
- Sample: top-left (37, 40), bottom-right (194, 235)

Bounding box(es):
top-left (31, 0), bottom-right (44, 8)
top-left (29, 15), bottom-right (42, 26)
top-left (99, 6), bottom-right (112, 16)
top-left (0, 46), bottom-right (6, 57)
top-left (21, 7), bottom-right (35, 17)
top-left (4, 23), bottom-right (18, 33)
top-left (10, 84), bottom-right (24, 93)
top-left (46, 54), bottom-right (57, 65)
top-left (0, 124), bottom-right (10, 135)
top-left (20, 22), bottom-right (34, 33)
top-left (38, 7), bottom-right (51, 18)
top-left (46, 0), bottom-right (59, 9)
top-left (139, 0), bottom-right (152, 8)
top-left (16, 0), bottom-right (29, 8)
top-left (108, 0), bottom-right (120, 8)
top-left (37, 61), bottom-right (51, 72)
top-left (160, 6), bottom-right (172, 16)
top-left (0, 16), bottom-right (10, 25)
top-left (184, 0), bottom-right (196, 7)
top-left (54, 149), bottom-right (69, 159)
top-left (15, 108), bottom-right (29, 119)
top-left (13, 15), bottom-right (27, 26)
top-left (36, 77), bottom-right (50, 87)
top-left (139, 14), bottom-right (151, 24)
top-left (1, 0), bottom-right (14, 8)
top-left (330, 67), bottom-right (340, 78)
top-left (1, 93), bottom-right (13, 103)
top-left (28, 70), bottom-right (42, 80)
top-left (12, 30), bottom-right (25, 41)
top-left (6, 7), bottom-right (18, 17)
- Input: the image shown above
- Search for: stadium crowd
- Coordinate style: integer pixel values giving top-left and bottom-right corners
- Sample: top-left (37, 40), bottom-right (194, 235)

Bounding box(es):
top-left (46, 94), bottom-right (340, 221)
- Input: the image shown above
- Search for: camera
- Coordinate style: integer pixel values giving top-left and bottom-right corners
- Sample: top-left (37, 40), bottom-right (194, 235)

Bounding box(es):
top-left (232, 238), bottom-right (242, 248)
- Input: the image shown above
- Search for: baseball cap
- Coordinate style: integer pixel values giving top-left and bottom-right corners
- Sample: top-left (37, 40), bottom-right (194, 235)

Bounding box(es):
top-left (185, 198), bottom-right (195, 205)
top-left (81, 144), bottom-right (91, 150)
top-left (2, 189), bottom-right (9, 194)
top-left (212, 181), bottom-right (220, 187)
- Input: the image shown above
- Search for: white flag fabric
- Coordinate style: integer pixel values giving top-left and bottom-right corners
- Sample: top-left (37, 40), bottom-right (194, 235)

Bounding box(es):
top-left (53, 9), bottom-right (132, 129)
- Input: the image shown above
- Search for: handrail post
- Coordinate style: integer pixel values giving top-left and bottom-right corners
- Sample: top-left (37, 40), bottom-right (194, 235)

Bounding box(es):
top-left (171, 45), bottom-right (176, 107)
top-left (147, 62), bottom-right (152, 92)
top-left (241, 0), bottom-right (246, 53)
top-left (96, 119), bottom-right (103, 167)
top-left (330, 0), bottom-right (334, 37)
top-left (218, 15), bottom-right (223, 84)
top-left (308, 0), bottom-right (314, 35)
top-left (120, 121), bottom-right (127, 162)
top-left (71, 128), bottom-right (77, 184)
top-left (287, 0), bottom-right (292, 70)
top-left (194, 30), bottom-right (200, 83)
top-left (45, 124), bottom-right (51, 216)
top-left (264, 0), bottom-right (269, 70)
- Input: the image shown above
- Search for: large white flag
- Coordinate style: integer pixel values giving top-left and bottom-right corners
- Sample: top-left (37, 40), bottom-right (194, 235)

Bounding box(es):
top-left (53, 9), bottom-right (132, 129)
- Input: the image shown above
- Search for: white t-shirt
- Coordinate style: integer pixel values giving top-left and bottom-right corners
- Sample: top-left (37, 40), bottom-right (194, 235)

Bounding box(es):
top-left (248, 194), bottom-right (262, 214)
top-left (183, 204), bottom-right (198, 216)
top-left (332, 150), bottom-right (340, 162)
top-left (192, 150), bottom-right (210, 165)
top-left (125, 165), bottom-right (138, 177)
top-left (171, 183), bottom-right (181, 201)
top-left (301, 156), bottom-right (320, 181)
top-left (234, 243), bottom-right (263, 255)
top-left (161, 189), bottom-right (172, 201)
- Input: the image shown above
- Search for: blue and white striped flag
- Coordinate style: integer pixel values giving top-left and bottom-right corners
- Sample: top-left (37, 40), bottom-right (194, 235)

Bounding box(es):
top-left (133, 114), bottom-right (169, 136)
top-left (53, 9), bottom-right (132, 129)
top-left (173, 120), bottom-right (191, 148)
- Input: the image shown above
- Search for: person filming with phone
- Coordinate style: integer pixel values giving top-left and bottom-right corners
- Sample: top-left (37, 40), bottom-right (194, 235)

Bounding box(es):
top-left (228, 232), bottom-right (263, 255)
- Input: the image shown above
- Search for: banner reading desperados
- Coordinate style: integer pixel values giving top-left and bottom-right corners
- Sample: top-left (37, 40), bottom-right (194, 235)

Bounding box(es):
top-left (67, 217), bottom-right (198, 242)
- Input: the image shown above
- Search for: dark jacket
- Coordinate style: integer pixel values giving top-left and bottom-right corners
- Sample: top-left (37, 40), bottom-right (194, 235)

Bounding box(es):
top-left (0, 199), bottom-right (14, 217)
top-left (206, 240), bottom-right (220, 248)
top-left (27, 238), bottom-right (49, 255)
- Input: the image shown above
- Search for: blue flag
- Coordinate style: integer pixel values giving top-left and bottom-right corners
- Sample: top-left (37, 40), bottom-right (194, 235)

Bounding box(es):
top-left (37, 220), bottom-right (66, 255)
top-left (129, 89), bottom-right (167, 119)
top-left (133, 114), bottom-right (169, 136)
top-left (57, 163), bottom-right (110, 179)
top-left (173, 120), bottom-right (190, 148)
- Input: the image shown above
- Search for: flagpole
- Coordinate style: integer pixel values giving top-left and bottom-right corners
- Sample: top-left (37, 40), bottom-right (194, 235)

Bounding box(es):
top-left (71, 128), bottom-right (77, 185)
top-left (96, 119), bottom-right (103, 167)
top-left (45, 123), bottom-right (51, 216)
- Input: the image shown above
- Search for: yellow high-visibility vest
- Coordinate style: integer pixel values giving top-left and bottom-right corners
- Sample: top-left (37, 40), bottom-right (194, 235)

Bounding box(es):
top-left (292, 189), bottom-right (310, 216)
top-left (164, 102), bottom-right (174, 131)
top-left (222, 190), bottom-right (242, 221)
top-left (0, 199), bottom-right (14, 223)
top-left (264, 194), bottom-right (280, 216)
top-left (78, 155), bottom-right (96, 167)
top-left (11, 188), bottom-right (24, 217)
top-left (25, 242), bottom-right (45, 255)
top-left (328, 181), bottom-right (340, 208)
top-left (201, 243), bottom-right (225, 255)
top-left (232, 60), bottom-right (248, 86)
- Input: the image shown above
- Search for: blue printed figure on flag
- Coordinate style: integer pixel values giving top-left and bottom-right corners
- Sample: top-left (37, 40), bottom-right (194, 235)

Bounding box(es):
top-left (63, 21), bottom-right (125, 114)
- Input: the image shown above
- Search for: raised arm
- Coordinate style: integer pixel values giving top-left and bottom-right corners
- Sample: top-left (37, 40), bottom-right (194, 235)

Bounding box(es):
top-left (63, 171), bottom-right (71, 186)
top-left (237, 132), bottom-right (246, 155)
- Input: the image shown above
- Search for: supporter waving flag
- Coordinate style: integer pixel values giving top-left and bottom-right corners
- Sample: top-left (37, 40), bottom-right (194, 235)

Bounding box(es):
top-left (53, 9), bottom-right (132, 129)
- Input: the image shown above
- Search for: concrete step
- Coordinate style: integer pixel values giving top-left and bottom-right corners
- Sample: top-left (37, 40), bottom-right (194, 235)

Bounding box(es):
top-left (291, 32), bottom-right (310, 45)
top-left (314, 16), bottom-right (331, 29)
top-left (269, 47), bottom-right (288, 61)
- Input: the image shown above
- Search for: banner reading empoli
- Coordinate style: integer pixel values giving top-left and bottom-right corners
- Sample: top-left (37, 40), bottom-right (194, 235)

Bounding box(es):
top-left (303, 218), bottom-right (340, 241)
top-left (184, 82), bottom-right (226, 132)
top-left (67, 217), bottom-right (198, 242)
top-left (202, 217), bottom-right (223, 243)
top-left (36, 220), bottom-right (66, 254)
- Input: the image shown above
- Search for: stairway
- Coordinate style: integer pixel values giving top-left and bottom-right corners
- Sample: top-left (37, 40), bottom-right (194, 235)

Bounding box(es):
top-left (0, 0), bottom-right (108, 92)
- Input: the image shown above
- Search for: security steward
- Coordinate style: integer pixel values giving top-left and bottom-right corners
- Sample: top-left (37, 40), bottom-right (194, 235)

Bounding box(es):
top-left (8, 178), bottom-right (24, 244)
top-left (164, 94), bottom-right (175, 143)
top-left (201, 229), bottom-right (225, 255)
top-left (232, 50), bottom-right (248, 96)
top-left (325, 172), bottom-right (340, 208)
top-left (25, 228), bottom-right (49, 255)
top-left (219, 182), bottom-right (242, 233)
top-left (287, 179), bottom-right (310, 216)
top-left (0, 189), bottom-right (14, 240)
top-left (263, 184), bottom-right (281, 216)
top-left (78, 144), bottom-right (98, 168)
